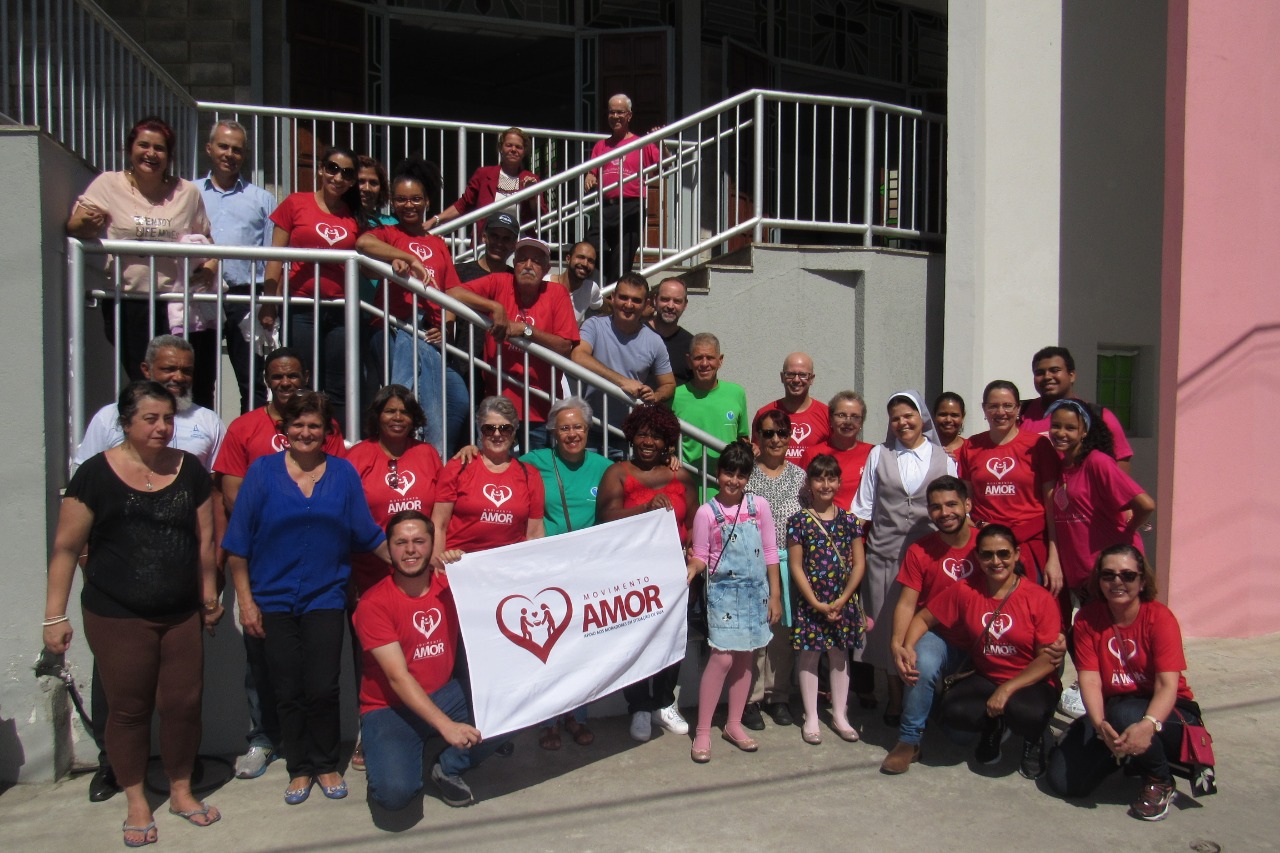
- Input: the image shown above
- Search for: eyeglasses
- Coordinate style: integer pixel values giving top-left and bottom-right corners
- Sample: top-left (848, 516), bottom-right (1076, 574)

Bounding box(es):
top-left (782, 372), bottom-right (813, 381)
top-left (832, 413), bottom-right (864, 422)
top-left (322, 160), bottom-right (357, 181)
top-left (480, 423), bottom-right (515, 436)
top-left (557, 423), bottom-right (587, 434)
top-left (984, 403), bottom-right (1018, 413)
top-left (606, 110), bottom-right (630, 116)
top-left (387, 457), bottom-right (400, 490)
top-left (978, 548), bottom-right (1014, 561)
top-left (1100, 570), bottom-right (1141, 583)
top-left (391, 195), bottom-right (426, 206)
top-left (759, 428), bottom-right (789, 439)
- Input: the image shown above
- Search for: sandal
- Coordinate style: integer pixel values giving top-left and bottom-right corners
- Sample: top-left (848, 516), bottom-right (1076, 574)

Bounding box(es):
top-left (168, 801), bottom-right (221, 826)
top-left (351, 741), bottom-right (365, 771)
top-left (563, 717), bottom-right (595, 746)
top-left (122, 820), bottom-right (157, 848)
top-left (539, 726), bottom-right (562, 750)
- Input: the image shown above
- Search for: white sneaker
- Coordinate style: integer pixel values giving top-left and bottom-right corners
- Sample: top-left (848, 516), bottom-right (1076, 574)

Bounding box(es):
top-left (234, 745), bottom-right (274, 779)
top-left (629, 711), bottom-right (653, 742)
top-left (1058, 683), bottom-right (1086, 719)
top-left (651, 704), bottom-right (689, 735)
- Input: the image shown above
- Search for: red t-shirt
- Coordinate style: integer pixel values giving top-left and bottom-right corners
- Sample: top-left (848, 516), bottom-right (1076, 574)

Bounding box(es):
top-left (801, 440), bottom-right (873, 508)
top-left (756, 399), bottom-right (830, 464)
top-left (957, 431), bottom-right (1059, 536)
top-left (212, 407), bottom-right (347, 479)
top-left (459, 273), bottom-right (580, 422)
top-left (590, 136), bottom-right (662, 200)
top-left (366, 226), bottom-right (461, 324)
top-left (928, 579), bottom-right (1061, 684)
top-left (1049, 451), bottom-right (1145, 588)
top-left (436, 457), bottom-right (545, 554)
top-left (1019, 398), bottom-right (1134, 461)
top-left (1071, 600), bottom-right (1194, 701)
top-left (896, 530), bottom-right (982, 647)
top-left (346, 439), bottom-right (443, 594)
top-left (270, 192), bottom-right (360, 299)
top-left (353, 574), bottom-right (458, 715)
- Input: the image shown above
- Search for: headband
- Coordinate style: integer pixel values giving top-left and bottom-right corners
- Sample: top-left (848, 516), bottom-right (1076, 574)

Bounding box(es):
top-left (1045, 398), bottom-right (1091, 432)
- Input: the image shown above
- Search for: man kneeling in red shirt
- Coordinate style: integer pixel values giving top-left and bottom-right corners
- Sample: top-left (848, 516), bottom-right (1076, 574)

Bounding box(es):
top-left (353, 510), bottom-right (498, 808)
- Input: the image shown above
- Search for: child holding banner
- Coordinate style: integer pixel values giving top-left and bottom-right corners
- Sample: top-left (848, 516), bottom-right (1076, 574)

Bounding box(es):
top-left (685, 441), bottom-right (783, 763)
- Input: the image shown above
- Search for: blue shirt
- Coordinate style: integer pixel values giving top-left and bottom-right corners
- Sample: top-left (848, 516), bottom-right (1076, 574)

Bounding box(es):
top-left (222, 452), bottom-right (385, 613)
top-left (199, 173), bottom-right (277, 286)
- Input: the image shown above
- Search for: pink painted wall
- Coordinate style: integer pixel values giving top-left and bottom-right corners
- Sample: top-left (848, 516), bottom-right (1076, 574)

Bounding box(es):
top-left (1159, 0), bottom-right (1280, 637)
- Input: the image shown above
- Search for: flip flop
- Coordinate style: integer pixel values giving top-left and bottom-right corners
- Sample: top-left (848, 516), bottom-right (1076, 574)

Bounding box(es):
top-left (122, 820), bottom-right (157, 848)
top-left (539, 726), bottom-right (562, 750)
top-left (168, 801), bottom-right (221, 826)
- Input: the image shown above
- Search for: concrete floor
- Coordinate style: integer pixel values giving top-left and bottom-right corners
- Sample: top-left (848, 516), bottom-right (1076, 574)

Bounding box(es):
top-left (2, 634), bottom-right (1276, 853)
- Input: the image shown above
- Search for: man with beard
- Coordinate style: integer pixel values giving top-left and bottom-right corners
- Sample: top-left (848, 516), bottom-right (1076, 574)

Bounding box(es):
top-left (453, 212), bottom-right (519, 283)
top-left (73, 334), bottom-right (226, 802)
top-left (554, 241), bottom-right (604, 325)
top-left (353, 510), bottom-right (498, 809)
top-left (647, 277), bottom-right (693, 383)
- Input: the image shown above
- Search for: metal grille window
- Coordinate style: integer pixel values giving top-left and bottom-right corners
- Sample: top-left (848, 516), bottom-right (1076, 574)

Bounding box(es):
top-left (1096, 349), bottom-right (1138, 431)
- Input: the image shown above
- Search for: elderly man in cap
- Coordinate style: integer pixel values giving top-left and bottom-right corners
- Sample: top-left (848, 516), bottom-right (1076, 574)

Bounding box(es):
top-left (447, 237), bottom-right (579, 449)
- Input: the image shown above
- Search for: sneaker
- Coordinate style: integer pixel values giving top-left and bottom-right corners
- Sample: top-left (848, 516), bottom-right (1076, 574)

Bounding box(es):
top-left (1019, 734), bottom-right (1047, 779)
top-left (629, 711), bottom-right (653, 742)
top-left (234, 745), bottom-right (275, 779)
top-left (652, 704), bottom-right (689, 735)
top-left (1058, 683), bottom-right (1086, 719)
top-left (430, 763), bottom-right (475, 807)
top-left (975, 719), bottom-right (1010, 765)
top-left (741, 702), bottom-right (766, 731)
top-left (1129, 777), bottom-right (1176, 821)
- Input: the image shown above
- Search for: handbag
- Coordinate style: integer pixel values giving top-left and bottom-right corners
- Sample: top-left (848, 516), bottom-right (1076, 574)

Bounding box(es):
top-left (940, 578), bottom-right (1021, 699)
top-left (1174, 706), bottom-right (1217, 797)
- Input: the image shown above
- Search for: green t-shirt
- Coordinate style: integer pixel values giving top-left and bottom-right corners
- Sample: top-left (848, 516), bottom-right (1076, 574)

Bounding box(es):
top-left (671, 380), bottom-right (749, 499)
top-left (521, 448), bottom-right (613, 537)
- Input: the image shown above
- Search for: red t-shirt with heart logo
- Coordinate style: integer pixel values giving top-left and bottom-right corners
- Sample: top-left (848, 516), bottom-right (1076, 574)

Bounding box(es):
top-left (927, 578), bottom-right (1061, 684)
top-left (366, 226), bottom-right (461, 323)
top-left (956, 430), bottom-right (1059, 537)
top-left (436, 457), bottom-right (545, 554)
top-left (755, 398), bottom-right (830, 463)
top-left (896, 530), bottom-right (982, 647)
top-left (1070, 599), bottom-right (1194, 701)
top-left (353, 573), bottom-right (458, 714)
top-left (346, 438), bottom-right (444, 594)
top-left (270, 191), bottom-right (360, 299)
top-left (212, 407), bottom-right (347, 479)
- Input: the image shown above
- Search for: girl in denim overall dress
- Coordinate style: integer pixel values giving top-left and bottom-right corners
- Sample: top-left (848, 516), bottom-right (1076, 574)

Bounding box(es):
top-left (686, 442), bottom-right (782, 763)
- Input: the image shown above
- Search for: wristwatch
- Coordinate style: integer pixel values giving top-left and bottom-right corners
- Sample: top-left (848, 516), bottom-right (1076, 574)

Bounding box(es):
top-left (1141, 714), bottom-right (1163, 732)
top-left (522, 323), bottom-right (534, 338)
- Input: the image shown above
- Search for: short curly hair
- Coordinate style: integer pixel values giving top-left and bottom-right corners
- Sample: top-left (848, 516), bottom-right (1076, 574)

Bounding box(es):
top-left (621, 404), bottom-right (681, 449)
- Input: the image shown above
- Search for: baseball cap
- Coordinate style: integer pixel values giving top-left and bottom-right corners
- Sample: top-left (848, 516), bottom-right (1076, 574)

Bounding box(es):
top-left (514, 237), bottom-right (551, 265)
top-left (486, 212), bottom-right (519, 235)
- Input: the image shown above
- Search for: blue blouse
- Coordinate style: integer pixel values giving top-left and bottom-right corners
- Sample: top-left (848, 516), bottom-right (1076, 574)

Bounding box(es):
top-left (223, 452), bottom-right (385, 613)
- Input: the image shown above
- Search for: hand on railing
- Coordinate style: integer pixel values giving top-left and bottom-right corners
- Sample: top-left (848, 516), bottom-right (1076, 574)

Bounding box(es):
top-left (616, 378), bottom-right (657, 404)
top-left (390, 256), bottom-right (429, 285)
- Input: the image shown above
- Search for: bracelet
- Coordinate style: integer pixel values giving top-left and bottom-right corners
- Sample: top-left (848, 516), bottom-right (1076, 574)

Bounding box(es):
top-left (202, 599), bottom-right (221, 612)
top-left (42, 615), bottom-right (70, 627)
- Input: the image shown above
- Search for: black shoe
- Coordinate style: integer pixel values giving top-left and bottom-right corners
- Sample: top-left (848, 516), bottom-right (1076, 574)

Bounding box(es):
top-left (89, 765), bottom-right (120, 802)
top-left (1019, 733), bottom-right (1047, 779)
top-left (975, 719), bottom-right (1008, 765)
top-left (882, 711), bottom-right (902, 728)
top-left (741, 702), bottom-right (766, 731)
top-left (763, 702), bottom-right (794, 726)
top-left (856, 692), bottom-right (878, 710)
top-left (495, 740), bottom-right (515, 757)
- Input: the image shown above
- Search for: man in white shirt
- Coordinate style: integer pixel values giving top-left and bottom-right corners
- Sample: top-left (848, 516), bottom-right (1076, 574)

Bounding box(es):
top-left (554, 241), bottom-right (605, 325)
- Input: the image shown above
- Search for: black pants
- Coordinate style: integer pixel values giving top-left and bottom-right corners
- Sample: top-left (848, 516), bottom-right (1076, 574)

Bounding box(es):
top-left (260, 609), bottom-right (346, 778)
top-left (223, 285), bottom-right (268, 414)
top-left (1047, 695), bottom-right (1201, 795)
top-left (103, 299), bottom-right (218, 408)
top-left (940, 673), bottom-right (1060, 741)
top-left (596, 198), bottom-right (642, 286)
top-left (624, 661), bottom-right (682, 714)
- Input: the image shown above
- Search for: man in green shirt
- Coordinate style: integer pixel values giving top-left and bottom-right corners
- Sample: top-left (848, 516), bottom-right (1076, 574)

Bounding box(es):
top-left (671, 332), bottom-right (749, 499)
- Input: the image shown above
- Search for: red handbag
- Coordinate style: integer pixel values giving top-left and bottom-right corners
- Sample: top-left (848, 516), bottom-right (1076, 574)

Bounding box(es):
top-left (1179, 720), bottom-right (1217, 796)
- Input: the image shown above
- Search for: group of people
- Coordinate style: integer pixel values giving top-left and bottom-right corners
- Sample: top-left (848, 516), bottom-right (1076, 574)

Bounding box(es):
top-left (49, 108), bottom-right (1206, 846)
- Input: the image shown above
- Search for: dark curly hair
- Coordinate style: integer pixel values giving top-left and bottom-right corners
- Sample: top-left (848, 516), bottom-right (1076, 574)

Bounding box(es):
top-left (1051, 398), bottom-right (1116, 461)
top-left (363, 384), bottom-right (427, 440)
top-left (622, 404), bottom-right (681, 450)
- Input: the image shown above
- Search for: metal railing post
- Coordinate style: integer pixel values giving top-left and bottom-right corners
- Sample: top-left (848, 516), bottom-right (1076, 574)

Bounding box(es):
top-left (754, 91), bottom-right (766, 244)
top-left (863, 105), bottom-right (876, 248)
top-left (344, 258), bottom-right (361, 440)
top-left (67, 237), bottom-right (86, 472)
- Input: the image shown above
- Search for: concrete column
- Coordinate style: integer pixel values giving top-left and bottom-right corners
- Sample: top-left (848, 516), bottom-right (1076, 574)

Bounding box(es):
top-left (943, 2), bottom-right (1062, 405)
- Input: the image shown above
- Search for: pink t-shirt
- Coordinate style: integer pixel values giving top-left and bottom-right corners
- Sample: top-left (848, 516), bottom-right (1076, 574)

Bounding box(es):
top-left (756, 399), bottom-right (831, 464)
top-left (957, 431), bottom-right (1059, 535)
top-left (270, 192), bottom-right (360, 299)
top-left (366, 226), bottom-right (461, 324)
top-left (1071, 600), bottom-right (1194, 701)
top-left (690, 495), bottom-right (779, 566)
top-left (353, 574), bottom-right (458, 714)
top-left (1049, 451), bottom-right (1145, 589)
top-left (590, 136), bottom-right (662, 200)
top-left (896, 530), bottom-right (981, 647)
top-left (928, 579), bottom-right (1061, 684)
top-left (1019, 398), bottom-right (1134, 461)
top-left (436, 457), bottom-right (545, 554)
top-left (76, 172), bottom-right (211, 293)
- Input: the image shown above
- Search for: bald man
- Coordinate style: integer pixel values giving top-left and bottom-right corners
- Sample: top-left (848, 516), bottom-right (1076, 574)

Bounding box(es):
top-left (752, 353), bottom-right (829, 463)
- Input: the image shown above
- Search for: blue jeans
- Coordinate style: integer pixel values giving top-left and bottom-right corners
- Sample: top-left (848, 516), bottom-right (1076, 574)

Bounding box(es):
top-left (371, 326), bottom-right (469, 456)
top-left (898, 629), bottom-right (969, 745)
top-left (361, 679), bottom-right (500, 811)
top-left (540, 706), bottom-right (589, 730)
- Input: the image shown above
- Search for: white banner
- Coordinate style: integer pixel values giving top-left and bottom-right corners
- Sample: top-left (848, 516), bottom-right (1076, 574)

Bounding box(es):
top-left (448, 509), bottom-right (689, 739)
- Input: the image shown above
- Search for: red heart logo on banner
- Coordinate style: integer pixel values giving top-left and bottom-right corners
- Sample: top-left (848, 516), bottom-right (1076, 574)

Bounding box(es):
top-left (982, 611), bottom-right (1014, 639)
top-left (495, 588), bottom-right (573, 663)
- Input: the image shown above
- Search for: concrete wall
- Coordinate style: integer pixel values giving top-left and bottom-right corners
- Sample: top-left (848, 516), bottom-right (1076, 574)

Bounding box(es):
top-left (943, 1), bottom-right (1062, 408)
top-left (1158, 0), bottom-right (1280, 637)
top-left (682, 245), bottom-right (945, 443)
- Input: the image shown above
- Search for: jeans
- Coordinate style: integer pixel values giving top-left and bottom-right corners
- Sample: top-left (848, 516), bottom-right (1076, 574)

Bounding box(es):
top-left (898, 630), bottom-right (970, 745)
top-left (371, 326), bottom-right (470, 456)
top-left (1047, 695), bottom-right (1201, 795)
top-left (361, 679), bottom-right (500, 811)
top-left (287, 304), bottom-right (348, 425)
top-left (260, 609), bottom-right (346, 778)
top-left (243, 633), bottom-right (280, 750)
top-left (520, 425), bottom-right (552, 453)
top-left (939, 673), bottom-right (1060, 742)
top-left (540, 706), bottom-right (589, 730)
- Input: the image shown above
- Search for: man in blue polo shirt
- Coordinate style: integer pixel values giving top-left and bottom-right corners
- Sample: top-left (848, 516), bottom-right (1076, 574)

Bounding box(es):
top-left (200, 120), bottom-right (277, 413)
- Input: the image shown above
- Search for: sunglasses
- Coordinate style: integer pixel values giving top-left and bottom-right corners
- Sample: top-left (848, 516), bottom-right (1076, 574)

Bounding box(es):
top-left (1100, 570), bottom-right (1141, 583)
top-left (480, 423), bottom-right (515, 436)
top-left (387, 457), bottom-right (400, 490)
top-left (759, 428), bottom-right (789, 439)
top-left (978, 548), bottom-right (1014, 561)
top-left (322, 160), bottom-right (357, 181)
